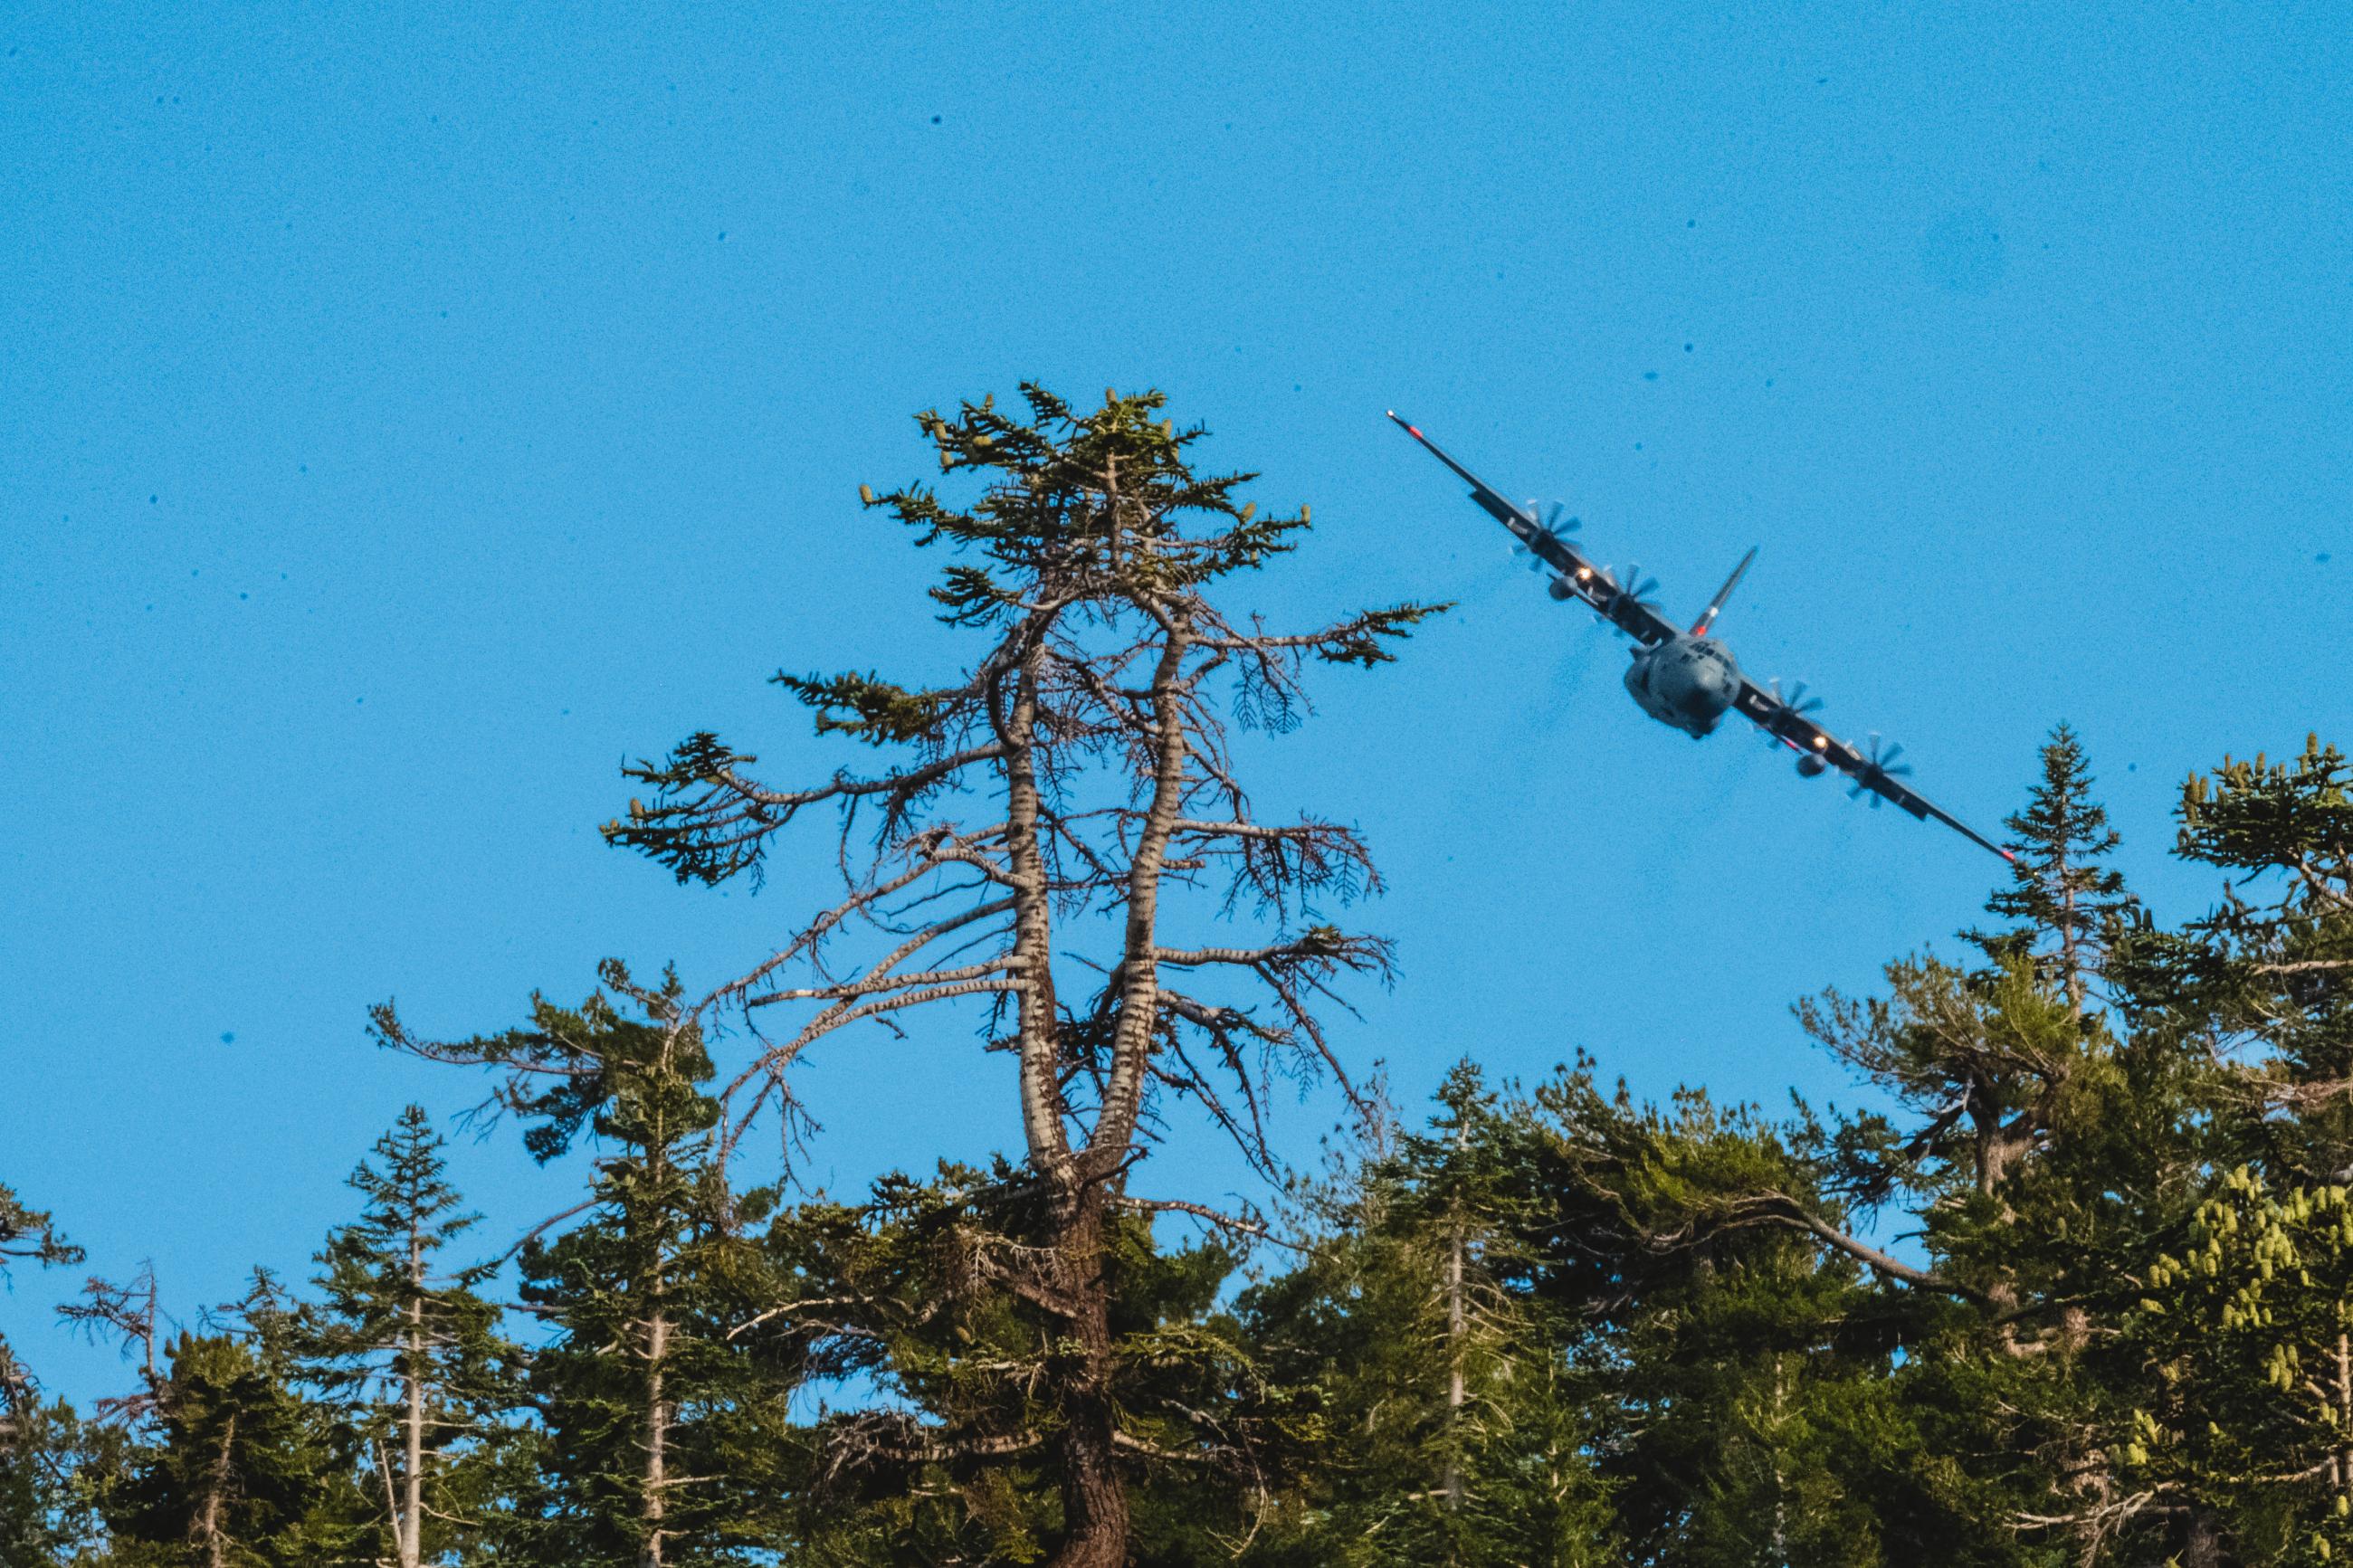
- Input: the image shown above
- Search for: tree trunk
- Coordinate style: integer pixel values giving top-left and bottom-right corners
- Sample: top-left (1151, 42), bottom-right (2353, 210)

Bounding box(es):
top-left (198, 1411), bottom-right (236, 1568)
top-left (1046, 1186), bottom-right (1129, 1568)
top-left (400, 1231), bottom-right (424, 1568)
top-left (2337, 1331), bottom-right (2350, 1498)
top-left (1972, 1091), bottom-right (2039, 1205)
top-left (1443, 1220), bottom-right (1465, 1511)
top-left (2180, 1508), bottom-right (2226, 1568)
top-left (2060, 841), bottom-right (2083, 1019)
top-left (1443, 1116), bottom-right (1468, 1514)
top-left (643, 1307), bottom-right (670, 1568)
top-left (1091, 631), bottom-right (1192, 1165)
top-left (1001, 651), bottom-right (1067, 1168)
top-left (1770, 1356), bottom-right (1789, 1565)
top-left (1037, 613), bottom-right (1191, 1568)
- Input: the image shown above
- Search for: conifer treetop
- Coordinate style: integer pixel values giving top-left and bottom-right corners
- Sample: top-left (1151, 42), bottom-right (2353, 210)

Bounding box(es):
top-left (1970, 722), bottom-right (2136, 1014)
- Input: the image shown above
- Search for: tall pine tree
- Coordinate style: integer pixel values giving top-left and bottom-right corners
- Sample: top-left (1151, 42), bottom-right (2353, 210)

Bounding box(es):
top-left (599, 385), bottom-right (1437, 1568)
top-left (379, 967), bottom-right (792, 1566)
top-left (1970, 722), bottom-right (2137, 1017)
top-left (1243, 1065), bottom-right (1614, 1567)
top-left (294, 1106), bottom-right (519, 1568)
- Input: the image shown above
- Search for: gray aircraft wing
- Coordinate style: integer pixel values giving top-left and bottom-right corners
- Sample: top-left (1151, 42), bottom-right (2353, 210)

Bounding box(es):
top-left (1387, 412), bottom-right (1681, 648)
top-left (1733, 676), bottom-right (2015, 861)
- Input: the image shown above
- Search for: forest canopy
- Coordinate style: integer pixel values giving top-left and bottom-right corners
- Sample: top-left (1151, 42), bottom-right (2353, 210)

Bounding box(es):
top-left (7, 390), bottom-right (2350, 1568)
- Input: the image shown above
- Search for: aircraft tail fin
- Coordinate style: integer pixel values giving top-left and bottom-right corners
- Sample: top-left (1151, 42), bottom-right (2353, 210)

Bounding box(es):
top-left (1690, 546), bottom-right (1758, 637)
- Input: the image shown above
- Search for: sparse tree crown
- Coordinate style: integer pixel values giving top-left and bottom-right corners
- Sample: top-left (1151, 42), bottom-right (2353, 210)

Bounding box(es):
top-left (591, 385), bottom-right (1441, 1568)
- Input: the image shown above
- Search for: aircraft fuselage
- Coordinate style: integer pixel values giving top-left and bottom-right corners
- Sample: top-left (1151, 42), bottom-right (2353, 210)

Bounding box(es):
top-left (1624, 633), bottom-right (1745, 737)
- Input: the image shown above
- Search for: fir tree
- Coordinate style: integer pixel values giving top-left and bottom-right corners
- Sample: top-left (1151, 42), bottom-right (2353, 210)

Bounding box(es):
top-left (0, 1372), bottom-right (98, 1567)
top-left (2111, 1165), bottom-right (2353, 1567)
top-left (1796, 733), bottom-right (2140, 1336)
top-left (98, 1332), bottom-right (348, 1568)
top-left (2166, 734), bottom-right (2353, 1174)
top-left (1384, 1063), bottom-right (1605, 1565)
top-left (381, 969), bottom-right (793, 1565)
top-left (515, 987), bottom-right (784, 1567)
top-left (2077, 732), bottom-right (2353, 1563)
top-left (1242, 1065), bottom-right (1614, 1567)
top-left (1513, 1064), bottom-right (1987, 1567)
top-left (1970, 723), bottom-right (2136, 1017)
top-left (294, 1107), bottom-right (519, 1568)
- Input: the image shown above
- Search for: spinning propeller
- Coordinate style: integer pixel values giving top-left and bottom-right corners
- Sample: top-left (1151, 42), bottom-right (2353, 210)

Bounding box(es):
top-left (1767, 679), bottom-right (1827, 765)
top-left (1513, 500), bottom-right (1581, 573)
top-left (1610, 564), bottom-right (1661, 606)
top-left (1579, 563), bottom-right (1662, 638)
top-left (1849, 734), bottom-right (1910, 804)
top-left (1769, 678), bottom-right (1823, 717)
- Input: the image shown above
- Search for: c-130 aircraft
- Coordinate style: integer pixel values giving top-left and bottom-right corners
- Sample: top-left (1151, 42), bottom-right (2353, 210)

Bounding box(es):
top-left (1389, 412), bottom-right (2013, 862)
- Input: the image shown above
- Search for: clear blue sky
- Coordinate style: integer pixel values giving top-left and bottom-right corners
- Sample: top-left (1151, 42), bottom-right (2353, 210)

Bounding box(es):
top-left (5, 4), bottom-right (2347, 1404)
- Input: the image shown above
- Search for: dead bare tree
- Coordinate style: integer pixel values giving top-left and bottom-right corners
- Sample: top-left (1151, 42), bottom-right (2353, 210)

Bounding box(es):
top-left (602, 385), bottom-right (1440, 1568)
top-left (60, 1264), bottom-right (167, 1425)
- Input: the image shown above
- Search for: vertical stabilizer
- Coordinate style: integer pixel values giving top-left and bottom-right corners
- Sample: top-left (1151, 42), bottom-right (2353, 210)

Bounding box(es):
top-left (1690, 546), bottom-right (1758, 637)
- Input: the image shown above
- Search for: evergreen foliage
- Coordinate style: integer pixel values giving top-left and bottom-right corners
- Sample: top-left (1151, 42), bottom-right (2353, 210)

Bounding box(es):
top-left (291, 1107), bottom-right (519, 1566)
top-left (0, 1187), bottom-right (81, 1284)
top-left (95, 1332), bottom-right (353, 1567)
top-left (0, 1392), bottom-right (95, 1568)
top-left (410, 974), bottom-right (797, 1566)
top-left (1241, 1063), bottom-right (1613, 1566)
top-left (766, 1163), bottom-right (1294, 1566)
top-left (2, 1181), bottom-right (86, 1566)
top-left (15, 388), bottom-right (2353, 1568)
top-left (1969, 722), bottom-right (2138, 1013)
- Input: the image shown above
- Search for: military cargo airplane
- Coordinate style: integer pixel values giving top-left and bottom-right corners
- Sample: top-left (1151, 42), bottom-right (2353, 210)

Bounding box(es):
top-left (1389, 411), bottom-right (2013, 861)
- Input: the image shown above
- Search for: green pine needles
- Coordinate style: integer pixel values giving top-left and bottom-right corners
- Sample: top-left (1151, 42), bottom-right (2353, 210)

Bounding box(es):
top-left (295, 1107), bottom-right (519, 1568)
top-left (14, 391), bottom-right (2353, 1568)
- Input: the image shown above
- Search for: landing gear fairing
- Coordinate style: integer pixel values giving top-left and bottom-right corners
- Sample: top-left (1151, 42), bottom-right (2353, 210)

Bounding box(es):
top-left (1388, 412), bottom-right (2013, 862)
